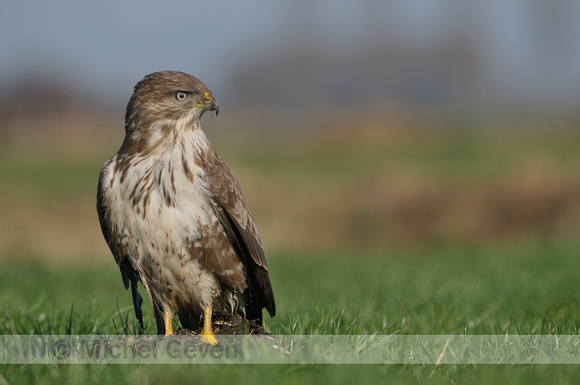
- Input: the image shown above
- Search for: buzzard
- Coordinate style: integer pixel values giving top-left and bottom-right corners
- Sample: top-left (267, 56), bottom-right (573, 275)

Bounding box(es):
top-left (97, 71), bottom-right (275, 344)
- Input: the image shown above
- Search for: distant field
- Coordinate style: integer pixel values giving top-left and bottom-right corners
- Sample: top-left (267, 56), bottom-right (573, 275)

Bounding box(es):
top-left (2, 112), bottom-right (580, 383)
top-left (1, 114), bottom-right (580, 263)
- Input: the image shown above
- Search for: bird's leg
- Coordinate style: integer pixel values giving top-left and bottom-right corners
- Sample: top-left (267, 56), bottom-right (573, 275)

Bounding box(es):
top-left (164, 308), bottom-right (174, 336)
top-left (200, 306), bottom-right (217, 345)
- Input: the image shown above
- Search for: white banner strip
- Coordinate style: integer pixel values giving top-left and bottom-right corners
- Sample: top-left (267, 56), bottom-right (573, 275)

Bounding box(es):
top-left (1, 335), bottom-right (580, 364)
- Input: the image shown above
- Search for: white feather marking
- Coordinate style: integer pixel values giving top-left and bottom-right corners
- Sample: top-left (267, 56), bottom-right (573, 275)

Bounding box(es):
top-left (103, 126), bottom-right (222, 311)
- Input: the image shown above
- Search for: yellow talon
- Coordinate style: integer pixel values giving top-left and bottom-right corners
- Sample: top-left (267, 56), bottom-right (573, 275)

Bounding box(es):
top-left (164, 308), bottom-right (174, 336)
top-left (200, 306), bottom-right (217, 345)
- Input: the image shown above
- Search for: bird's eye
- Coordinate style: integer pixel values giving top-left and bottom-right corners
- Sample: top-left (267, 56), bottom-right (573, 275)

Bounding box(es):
top-left (175, 92), bottom-right (189, 101)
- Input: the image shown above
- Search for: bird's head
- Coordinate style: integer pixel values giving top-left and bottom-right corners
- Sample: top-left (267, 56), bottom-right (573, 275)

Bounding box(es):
top-left (124, 71), bottom-right (219, 134)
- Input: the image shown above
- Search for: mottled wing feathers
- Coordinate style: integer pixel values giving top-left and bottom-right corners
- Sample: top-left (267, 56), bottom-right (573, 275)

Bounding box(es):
top-left (208, 159), bottom-right (276, 318)
top-left (97, 161), bottom-right (145, 328)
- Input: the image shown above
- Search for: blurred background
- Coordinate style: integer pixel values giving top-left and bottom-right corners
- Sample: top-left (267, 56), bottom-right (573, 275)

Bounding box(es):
top-left (1, 0), bottom-right (580, 265)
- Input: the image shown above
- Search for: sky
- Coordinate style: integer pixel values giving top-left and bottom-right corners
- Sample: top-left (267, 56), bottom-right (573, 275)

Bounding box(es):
top-left (1, 1), bottom-right (580, 112)
top-left (0, 0), bottom-right (286, 103)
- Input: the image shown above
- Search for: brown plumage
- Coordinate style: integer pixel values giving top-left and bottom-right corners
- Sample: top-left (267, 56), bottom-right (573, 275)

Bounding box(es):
top-left (97, 71), bottom-right (275, 341)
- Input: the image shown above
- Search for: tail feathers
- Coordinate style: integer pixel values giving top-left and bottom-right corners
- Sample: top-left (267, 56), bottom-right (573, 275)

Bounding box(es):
top-left (244, 297), bottom-right (264, 326)
top-left (177, 309), bottom-right (203, 332)
top-left (153, 304), bottom-right (165, 335)
top-left (130, 281), bottom-right (144, 328)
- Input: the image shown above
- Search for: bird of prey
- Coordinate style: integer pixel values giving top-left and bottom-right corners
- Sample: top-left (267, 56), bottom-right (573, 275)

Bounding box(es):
top-left (97, 71), bottom-right (275, 344)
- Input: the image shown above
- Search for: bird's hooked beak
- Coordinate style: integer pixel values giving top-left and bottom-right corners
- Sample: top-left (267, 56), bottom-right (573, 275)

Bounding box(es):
top-left (202, 91), bottom-right (219, 116)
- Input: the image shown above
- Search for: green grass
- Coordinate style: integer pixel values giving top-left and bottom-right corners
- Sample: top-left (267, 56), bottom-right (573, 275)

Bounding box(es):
top-left (2, 241), bottom-right (580, 384)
